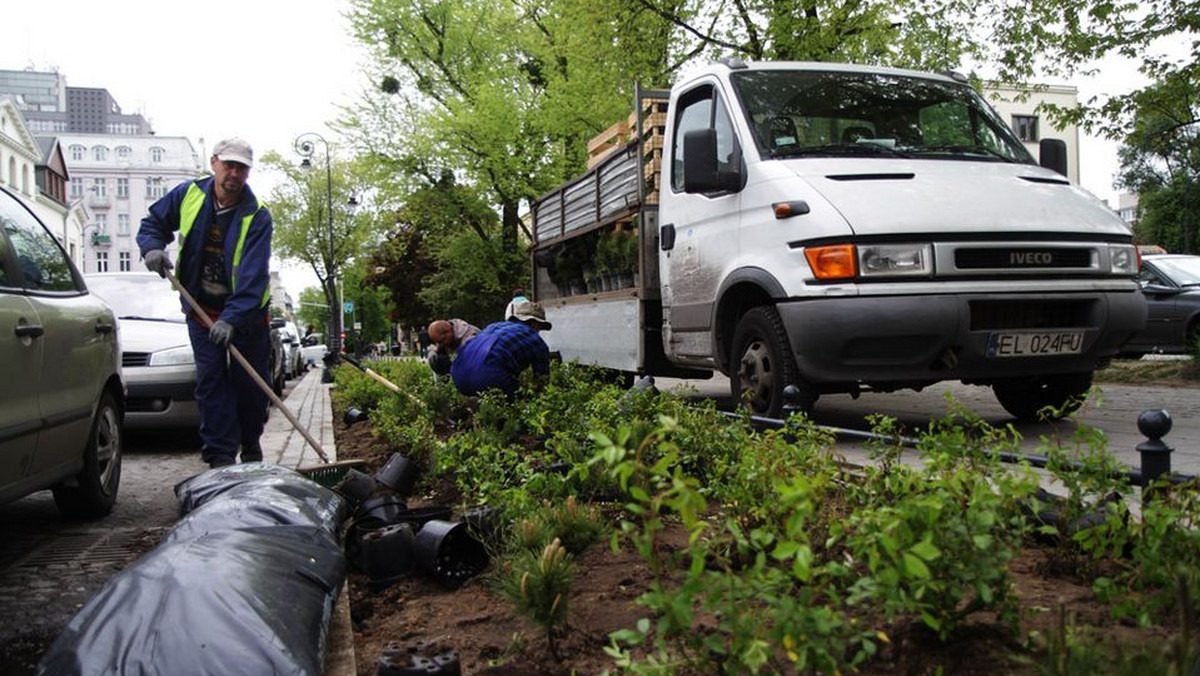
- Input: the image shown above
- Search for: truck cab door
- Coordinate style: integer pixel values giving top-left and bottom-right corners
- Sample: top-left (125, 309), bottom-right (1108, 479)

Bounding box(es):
top-left (659, 83), bottom-right (743, 365)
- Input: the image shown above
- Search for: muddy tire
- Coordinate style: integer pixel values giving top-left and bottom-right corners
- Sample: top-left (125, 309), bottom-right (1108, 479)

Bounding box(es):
top-left (992, 371), bottom-right (1093, 421)
top-left (729, 306), bottom-right (811, 418)
top-left (52, 390), bottom-right (122, 519)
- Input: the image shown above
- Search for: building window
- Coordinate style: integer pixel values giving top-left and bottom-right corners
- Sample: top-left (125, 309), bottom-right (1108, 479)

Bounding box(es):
top-left (92, 178), bottom-right (107, 197)
top-left (116, 146), bottom-right (132, 160)
top-left (119, 251), bottom-right (131, 272)
top-left (117, 178), bottom-right (129, 198)
top-left (118, 214), bottom-right (130, 235)
top-left (93, 146), bottom-right (109, 162)
top-left (150, 147), bottom-right (165, 163)
top-left (70, 144), bottom-right (85, 161)
top-left (96, 251), bottom-right (108, 273)
top-left (95, 213), bottom-right (108, 231)
top-left (70, 177), bottom-right (83, 198)
top-left (147, 177), bottom-right (165, 199)
top-left (1012, 115), bottom-right (1039, 143)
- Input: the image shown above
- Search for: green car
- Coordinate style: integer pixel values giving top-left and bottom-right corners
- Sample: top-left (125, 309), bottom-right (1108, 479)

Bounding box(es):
top-left (0, 185), bottom-right (124, 518)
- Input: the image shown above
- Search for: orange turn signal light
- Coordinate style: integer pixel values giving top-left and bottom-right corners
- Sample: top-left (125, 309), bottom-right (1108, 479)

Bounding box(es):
top-left (805, 244), bottom-right (857, 280)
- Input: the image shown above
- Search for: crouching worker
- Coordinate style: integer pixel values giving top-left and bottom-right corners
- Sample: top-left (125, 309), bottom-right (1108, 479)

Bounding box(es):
top-left (450, 301), bottom-right (551, 396)
top-left (426, 318), bottom-right (480, 375)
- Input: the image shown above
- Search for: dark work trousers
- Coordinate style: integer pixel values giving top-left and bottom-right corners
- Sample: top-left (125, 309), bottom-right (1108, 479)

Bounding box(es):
top-left (187, 317), bottom-right (271, 464)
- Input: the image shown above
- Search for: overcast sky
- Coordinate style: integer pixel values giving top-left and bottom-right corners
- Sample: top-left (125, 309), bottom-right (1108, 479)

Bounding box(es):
top-left (4, 1), bottom-right (1147, 298)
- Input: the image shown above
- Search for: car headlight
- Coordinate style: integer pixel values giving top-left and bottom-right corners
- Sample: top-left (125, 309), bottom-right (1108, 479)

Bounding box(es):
top-left (858, 243), bottom-right (933, 278)
top-left (1108, 244), bottom-right (1138, 275)
top-left (147, 345), bottom-right (195, 366)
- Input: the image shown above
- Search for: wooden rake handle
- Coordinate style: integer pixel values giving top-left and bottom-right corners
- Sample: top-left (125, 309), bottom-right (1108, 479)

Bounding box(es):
top-left (162, 269), bottom-right (331, 464)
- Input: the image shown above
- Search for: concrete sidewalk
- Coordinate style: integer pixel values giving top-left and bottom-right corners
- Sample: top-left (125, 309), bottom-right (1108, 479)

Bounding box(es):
top-left (260, 366), bottom-right (356, 676)
top-left (263, 366), bottom-right (339, 468)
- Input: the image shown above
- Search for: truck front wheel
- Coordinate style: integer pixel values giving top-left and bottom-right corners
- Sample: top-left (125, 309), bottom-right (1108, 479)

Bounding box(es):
top-left (730, 306), bottom-right (810, 418)
top-left (991, 371), bottom-right (1093, 421)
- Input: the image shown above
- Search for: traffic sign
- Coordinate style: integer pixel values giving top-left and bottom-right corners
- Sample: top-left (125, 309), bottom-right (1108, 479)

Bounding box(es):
top-left (343, 301), bottom-right (355, 313)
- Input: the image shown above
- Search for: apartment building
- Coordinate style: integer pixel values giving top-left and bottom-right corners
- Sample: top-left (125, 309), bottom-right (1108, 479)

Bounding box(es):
top-left (61, 133), bottom-right (203, 273)
top-left (0, 68), bottom-right (204, 272)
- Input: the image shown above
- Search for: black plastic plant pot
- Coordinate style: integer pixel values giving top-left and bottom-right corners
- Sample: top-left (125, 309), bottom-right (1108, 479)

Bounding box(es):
top-left (344, 406), bottom-right (368, 425)
top-left (361, 523), bottom-right (417, 591)
top-left (461, 506), bottom-right (503, 546)
top-left (377, 640), bottom-right (461, 676)
top-left (392, 505), bottom-right (453, 530)
top-left (335, 469), bottom-right (378, 504)
top-left (412, 520), bottom-right (488, 589)
top-left (354, 494), bottom-right (409, 530)
top-left (374, 452), bottom-right (418, 497)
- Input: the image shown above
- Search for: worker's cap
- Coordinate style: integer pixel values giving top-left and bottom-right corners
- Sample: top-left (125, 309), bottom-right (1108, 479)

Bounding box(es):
top-left (511, 301), bottom-right (551, 330)
top-left (213, 137), bottom-right (254, 167)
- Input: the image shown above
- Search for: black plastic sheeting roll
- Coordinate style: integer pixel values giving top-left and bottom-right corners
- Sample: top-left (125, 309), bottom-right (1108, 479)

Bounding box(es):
top-left (174, 462), bottom-right (319, 515)
top-left (37, 467), bottom-right (350, 676)
top-left (166, 479), bottom-right (348, 545)
top-left (37, 525), bottom-right (346, 676)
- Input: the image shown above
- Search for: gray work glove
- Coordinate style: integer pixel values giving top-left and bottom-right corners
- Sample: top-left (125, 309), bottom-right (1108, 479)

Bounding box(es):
top-left (143, 249), bottom-right (173, 278)
top-left (209, 320), bottom-right (235, 347)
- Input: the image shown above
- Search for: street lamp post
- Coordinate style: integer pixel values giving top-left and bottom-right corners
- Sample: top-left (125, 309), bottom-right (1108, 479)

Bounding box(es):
top-left (293, 132), bottom-right (341, 363)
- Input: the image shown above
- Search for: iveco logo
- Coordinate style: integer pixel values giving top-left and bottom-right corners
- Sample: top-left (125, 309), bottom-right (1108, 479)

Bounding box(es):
top-left (1010, 252), bottom-right (1054, 265)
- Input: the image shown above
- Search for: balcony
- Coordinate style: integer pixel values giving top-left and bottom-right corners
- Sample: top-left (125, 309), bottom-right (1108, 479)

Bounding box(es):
top-left (87, 194), bottom-right (111, 209)
top-left (91, 233), bottom-right (112, 247)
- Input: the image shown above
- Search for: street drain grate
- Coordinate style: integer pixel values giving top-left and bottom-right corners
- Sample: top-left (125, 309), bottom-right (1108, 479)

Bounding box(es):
top-left (15, 530), bottom-right (147, 569)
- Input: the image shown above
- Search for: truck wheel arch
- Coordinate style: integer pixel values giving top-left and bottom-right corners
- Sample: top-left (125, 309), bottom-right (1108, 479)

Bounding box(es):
top-left (712, 267), bottom-right (786, 373)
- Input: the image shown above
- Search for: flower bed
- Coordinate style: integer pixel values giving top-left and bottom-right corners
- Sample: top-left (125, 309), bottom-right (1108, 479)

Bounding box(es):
top-left (333, 360), bottom-right (1199, 675)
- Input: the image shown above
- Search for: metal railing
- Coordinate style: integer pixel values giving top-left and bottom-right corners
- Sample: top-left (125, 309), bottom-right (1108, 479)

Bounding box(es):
top-left (723, 385), bottom-right (1192, 507)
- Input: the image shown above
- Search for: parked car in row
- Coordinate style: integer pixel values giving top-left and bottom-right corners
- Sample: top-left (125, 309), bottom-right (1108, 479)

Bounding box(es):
top-left (0, 185), bottom-right (123, 518)
top-left (1121, 254), bottom-right (1200, 357)
top-left (280, 320), bottom-right (305, 379)
top-left (86, 272), bottom-right (199, 430)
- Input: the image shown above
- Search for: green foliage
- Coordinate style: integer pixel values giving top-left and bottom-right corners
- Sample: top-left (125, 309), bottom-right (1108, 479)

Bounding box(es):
top-left (338, 358), bottom-right (1199, 673)
top-left (259, 150), bottom-right (376, 314)
top-left (494, 538), bottom-right (575, 656)
top-left (295, 286), bottom-right (329, 337)
top-left (986, 0), bottom-right (1198, 144)
top-left (418, 229), bottom-right (525, 328)
top-left (1116, 74), bottom-right (1200, 254)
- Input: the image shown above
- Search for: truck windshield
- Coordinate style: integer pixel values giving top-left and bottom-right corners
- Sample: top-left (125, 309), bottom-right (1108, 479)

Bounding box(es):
top-left (730, 69), bottom-right (1035, 164)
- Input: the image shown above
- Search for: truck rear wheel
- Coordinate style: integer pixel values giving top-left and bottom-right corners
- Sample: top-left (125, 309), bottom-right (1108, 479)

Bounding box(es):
top-left (991, 371), bottom-right (1093, 421)
top-left (730, 306), bottom-right (810, 418)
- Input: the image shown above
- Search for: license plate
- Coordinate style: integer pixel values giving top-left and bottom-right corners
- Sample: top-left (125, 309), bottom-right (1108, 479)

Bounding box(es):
top-left (987, 331), bottom-right (1084, 358)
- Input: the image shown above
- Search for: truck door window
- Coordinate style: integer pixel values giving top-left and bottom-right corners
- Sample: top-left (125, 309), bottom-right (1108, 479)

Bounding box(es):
top-left (671, 85), bottom-right (738, 192)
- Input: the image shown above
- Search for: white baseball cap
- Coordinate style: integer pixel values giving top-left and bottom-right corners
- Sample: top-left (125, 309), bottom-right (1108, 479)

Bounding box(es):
top-left (213, 137), bottom-right (254, 167)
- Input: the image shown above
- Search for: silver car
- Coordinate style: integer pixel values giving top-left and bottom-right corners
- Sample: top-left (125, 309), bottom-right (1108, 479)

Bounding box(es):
top-left (1, 185), bottom-right (123, 517)
top-left (86, 272), bottom-right (199, 429)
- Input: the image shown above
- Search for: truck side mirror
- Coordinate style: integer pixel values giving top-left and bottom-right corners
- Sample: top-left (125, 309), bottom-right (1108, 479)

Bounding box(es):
top-left (1039, 138), bottom-right (1068, 177)
top-left (683, 129), bottom-right (742, 194)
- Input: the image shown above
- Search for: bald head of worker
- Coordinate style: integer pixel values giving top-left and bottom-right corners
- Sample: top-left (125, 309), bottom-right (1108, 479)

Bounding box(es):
top-left (427, 320), bottom-right (456, 351)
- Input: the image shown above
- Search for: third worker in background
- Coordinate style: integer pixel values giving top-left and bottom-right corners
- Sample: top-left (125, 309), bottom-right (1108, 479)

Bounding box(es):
top-left (450, 302), bottom-right (552, 396)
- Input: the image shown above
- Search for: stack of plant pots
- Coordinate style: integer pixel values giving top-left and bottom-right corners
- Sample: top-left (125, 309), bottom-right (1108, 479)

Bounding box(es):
top-left (337, 452), bottom-right (489, 590)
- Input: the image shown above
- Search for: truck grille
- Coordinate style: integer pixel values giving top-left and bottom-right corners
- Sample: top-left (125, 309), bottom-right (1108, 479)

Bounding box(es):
top-left (968, 299), bottom-right (1095, 330)
top-left (955, 248), bottom-right (1093, 269)
top-left (123, 352), bottom-right (150, 367)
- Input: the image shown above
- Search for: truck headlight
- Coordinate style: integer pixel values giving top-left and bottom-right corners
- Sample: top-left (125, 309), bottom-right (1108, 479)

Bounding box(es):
top-left (148, 345), bottom-right (195, 366)
top-left (858, 244), bottom-right (932, 277)
top-left (1108, 245), bottom-right (1137, 274)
